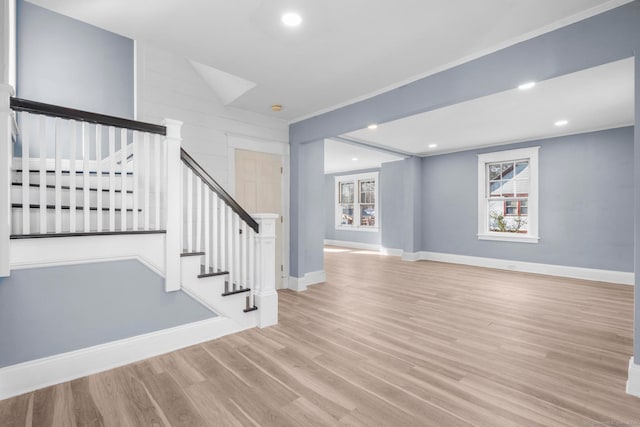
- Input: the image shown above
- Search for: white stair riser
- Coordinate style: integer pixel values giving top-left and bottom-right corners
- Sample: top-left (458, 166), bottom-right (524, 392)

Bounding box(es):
top-left (10, 208), bottom-right (152, 235)
top-left (11, 185), bottom-right (135, 209)
top-left (12, 171), bottom-right (135, 191)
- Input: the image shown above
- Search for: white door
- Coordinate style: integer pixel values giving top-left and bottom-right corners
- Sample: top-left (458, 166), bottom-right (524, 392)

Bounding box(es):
top-left (235, 149), bottom-right (283, 289)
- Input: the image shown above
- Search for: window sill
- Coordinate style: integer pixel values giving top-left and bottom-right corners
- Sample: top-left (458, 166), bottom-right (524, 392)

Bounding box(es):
top-left (336, 226), bottom-right (379, 233)
top-left (477, 233), bottom-right (539, 244)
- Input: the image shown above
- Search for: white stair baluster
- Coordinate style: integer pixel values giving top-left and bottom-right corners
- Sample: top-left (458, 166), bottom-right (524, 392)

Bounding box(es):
top-left (219, 196), bottom-right (225, 273)
top-left (108, 127), bottom-right (116, 231)
top-left (186, 167), bottom-right (193, 253)
top-left (228, 206), bottom-right (235, 287)
top-left (143, 132), bottom-right (150, 231)
top-left (195, 177), bottom-right (202, 252)
top-left (95, 125), bottom-right (102, 232)
top-left (21, 113), bottom-right (30, 235)
top-left (154, 134), bottom-right (161, 230)
top-left (234, 213), bottom-right (240, 289)
top-left (212, 194), bottom-right (218, 272)
top-left (82, 123), bottom-right (91, 232)
top-left (69, 120), bottom-right (77, 233)
top-left (38, 115), bottom-right (46, 234)
top-left (203, 188), bottom-right (210, 272)
top-left (241, 221), bottom-right (247, 288)
top-left (248, 227), bottom-right (255, 308)
top-left (132, 131), bottom-right (139, 231)
top-left (54, 118), bottom-right (62, 233)
top-left (120, 129), bottom-right (128, 231)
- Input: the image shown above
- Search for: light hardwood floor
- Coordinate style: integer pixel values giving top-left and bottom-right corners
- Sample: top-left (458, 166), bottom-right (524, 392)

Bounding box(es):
top-left (1, 246), bottom-right (639, 426)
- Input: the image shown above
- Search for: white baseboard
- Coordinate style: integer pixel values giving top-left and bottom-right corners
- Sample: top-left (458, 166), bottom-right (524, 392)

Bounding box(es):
top-left (288, 270), bottom-right (326, 292)
top-left (381, 247), bottom-right (403, 257)
top-left (0, 316), bottom-right (249, 401)
top-left (401, 252), bottom-right (420, 262)
top-left (419, 251), bottom-right (634, 285)
top-left (627, 358), bottom-right (640, 398)
top-left (324, 239), bottom-right (380, 252)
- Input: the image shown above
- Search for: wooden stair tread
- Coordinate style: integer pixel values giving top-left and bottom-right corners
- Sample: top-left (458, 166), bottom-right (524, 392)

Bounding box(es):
top-left (10, 230), bottom-right (166, 239)
top-left (221, 288), bottom-right (251, 297)
top-left (11, 203), bottom-right (142, 212)
top-left (11, 182), bottom-right (133, 193)
top-left (15, 169), bottom-right (133, 176)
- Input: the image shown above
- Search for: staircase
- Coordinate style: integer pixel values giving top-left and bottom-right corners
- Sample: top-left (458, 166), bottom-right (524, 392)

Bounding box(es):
top-left (0, 90), bottom-right (278, 358)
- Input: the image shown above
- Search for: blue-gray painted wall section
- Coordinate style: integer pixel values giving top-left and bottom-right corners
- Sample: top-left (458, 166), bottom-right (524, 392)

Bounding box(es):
top-left (324, 168), bottom-right (381, 246)
top-left (421, 127), bottom-right (634, 271)
top-left (635, 55), bottom-right (640, 359)
top-left (380, 160), bottom-right (404, 250)
top-left (17, 0), bottom-right (134, 118)
top-left (0, 260), bottom-right (215, 368)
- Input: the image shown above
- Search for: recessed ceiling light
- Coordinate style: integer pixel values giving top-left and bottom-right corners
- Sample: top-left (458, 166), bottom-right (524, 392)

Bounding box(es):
top-left (518, 81), bottom-right (536, 90)
top-left (555, 119), bottom-right (569, 127)
top-left (352, 157), bottom-right (358, 161)
top-left (428, 143), bottom-right (438, 148)
top-left (281, 12), bottom-right (302, 27)
top-left (367, 124), bottom-right (378, 130)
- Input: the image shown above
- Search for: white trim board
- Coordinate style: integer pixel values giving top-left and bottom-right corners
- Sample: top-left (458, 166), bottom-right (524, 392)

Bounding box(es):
top-left (324, 239), bottom-right (380, 252)
top-left (627, 358), bottom-right (640, 398)
top-left (419, 251), bottom-right (633, 285)
top-left (0, 316), bottom-right (251, 400)
top-left (288, 270), bottom-right (326, 292)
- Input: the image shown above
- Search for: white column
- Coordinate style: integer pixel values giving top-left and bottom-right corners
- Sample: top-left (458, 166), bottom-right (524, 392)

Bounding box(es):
top-left (0, 83), bottom-right (13, 276)
top-left (252, 213), bottom-right (279, 328)
top-left (163, 119), bottom-right (183, 292)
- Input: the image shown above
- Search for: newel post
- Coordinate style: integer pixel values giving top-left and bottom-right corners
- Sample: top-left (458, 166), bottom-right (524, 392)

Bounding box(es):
top-left (0, 84), bottom-right (14, 277)
top-left (253, 214), bottom-right (279, 327)
top-left (163, 119), bottom-right (183, 292)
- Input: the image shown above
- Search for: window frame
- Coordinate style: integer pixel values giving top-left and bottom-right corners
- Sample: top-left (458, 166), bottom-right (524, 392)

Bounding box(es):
top-left (477, 147), bottom-right (539, 243)
top-left (335, 172), bottom-right (379, 232)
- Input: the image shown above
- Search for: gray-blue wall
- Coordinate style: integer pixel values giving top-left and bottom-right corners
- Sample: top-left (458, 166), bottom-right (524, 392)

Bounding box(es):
top-left (421, 127), bottom-right (634, 272)
top-left (324, 168), bottom-right (381, 246)
top-left (17, 0), bottom-right (134, 118)
top-left (380, 161), bottom-right (404, 250)
top-left (0, 260), bottom-right (215, 368)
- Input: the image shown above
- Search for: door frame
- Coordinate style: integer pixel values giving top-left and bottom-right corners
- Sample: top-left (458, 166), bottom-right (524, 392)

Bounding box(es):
top-left (226, 132), bottom-right (290, 289)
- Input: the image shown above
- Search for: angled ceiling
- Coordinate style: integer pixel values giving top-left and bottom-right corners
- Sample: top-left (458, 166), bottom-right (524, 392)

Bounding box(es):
top-left (27, 0), bottom-right (633, 121)
top-left (343, 58), bottom-right (635, 156)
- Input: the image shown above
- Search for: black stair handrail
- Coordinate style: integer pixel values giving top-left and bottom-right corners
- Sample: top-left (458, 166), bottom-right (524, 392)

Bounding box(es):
top-left (180, 148), bottom-right (259, 234)
top-left (10, 97), bottom-right (166, 135)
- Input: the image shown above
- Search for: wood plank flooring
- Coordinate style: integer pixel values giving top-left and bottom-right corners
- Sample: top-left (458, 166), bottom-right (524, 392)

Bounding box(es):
top-left (1, 246), bottom-right (639, 426)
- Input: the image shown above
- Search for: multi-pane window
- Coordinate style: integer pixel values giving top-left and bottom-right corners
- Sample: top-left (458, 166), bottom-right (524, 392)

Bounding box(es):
top-left (335, 172), bottom-right (378, 230)
top-left (477, 147), bottom-right (539, 243)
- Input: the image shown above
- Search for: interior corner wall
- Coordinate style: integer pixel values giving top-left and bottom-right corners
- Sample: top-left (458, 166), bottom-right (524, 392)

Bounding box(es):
top-left (135, 41), bottom-right (288, 189)
top-left (16, 0), bottom-right (133, 118)
top-left (324, 168), bottom-right (381, 246)
top-left (290, 139), bottom-right (324, 278)
top-left (421, 127), bottom-right (634, 272)
top-left (634, 53), bottom-right (640, 360)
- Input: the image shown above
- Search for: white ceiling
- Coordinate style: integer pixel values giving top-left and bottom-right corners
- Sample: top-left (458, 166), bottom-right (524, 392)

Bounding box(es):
top-left (343, 58), bottom-right (635, 156)
top-left (324, 139), bottom-right (405, 174)
top-left (27, 0), bottom-right (633, 122)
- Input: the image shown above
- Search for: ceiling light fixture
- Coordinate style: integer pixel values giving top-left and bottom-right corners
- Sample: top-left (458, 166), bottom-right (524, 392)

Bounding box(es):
top-left (555, 119), bottom-right (569, 127)
top-left (428, 143), bottom-right (438, 148)
top-left (518, 81), bottom-right (536, 90)
top-left (271, 104), bottom-right (283, 112)
top-left (352, 157), bottom-right (358, 161)
top-left (367, 124), bottom-right (378, 130)
top-left (281, 12), bottom-right (302, 27)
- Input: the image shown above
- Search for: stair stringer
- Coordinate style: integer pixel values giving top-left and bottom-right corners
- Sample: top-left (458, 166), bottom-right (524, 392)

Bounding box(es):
top-left (180, 255), bottom-right (258, 329)
top-left (10, 234), bottom-right (165, 275)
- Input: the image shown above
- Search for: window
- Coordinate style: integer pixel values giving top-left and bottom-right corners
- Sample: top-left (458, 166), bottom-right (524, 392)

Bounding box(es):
top-left (335, 172), bottom-right (379, 231)
top-left (477, 147), bottom-right (539, 243)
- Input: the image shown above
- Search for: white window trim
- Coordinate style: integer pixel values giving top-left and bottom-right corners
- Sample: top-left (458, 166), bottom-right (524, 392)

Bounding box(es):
top-left (335, 172), bottom-right (379, 232)
top-left (477, 146), bottom-right (539, 244)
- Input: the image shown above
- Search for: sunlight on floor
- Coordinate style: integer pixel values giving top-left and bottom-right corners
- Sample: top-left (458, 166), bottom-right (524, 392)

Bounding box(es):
top-left (323, 247), bottom-right (350, 253)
